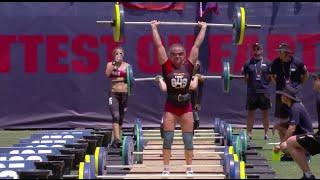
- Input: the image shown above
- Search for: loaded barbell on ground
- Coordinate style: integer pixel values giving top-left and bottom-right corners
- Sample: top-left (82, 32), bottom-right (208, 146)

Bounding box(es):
top-left (96, 3), bottom-right (262, 45)
top-left (124, 61), bottom-right (244, 95)
top-left (65, 145), bottom-right (229, 179)
top-left (121, 119), bottom-right (258, 165)
top-left (66, 146), bottom-right (245, 179)
top-left (119, 120), bottom-right (226, 164)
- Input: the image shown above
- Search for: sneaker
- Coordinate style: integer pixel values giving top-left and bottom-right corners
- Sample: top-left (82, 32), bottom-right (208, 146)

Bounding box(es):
top-left (186, 170), bottom-right (194, 177)
top-left (161, 170), bottom-right (170, 177)
top-left (280, 154), bottom-right (294, 161)
top-left (264, 135), bottom-right (269, 141)
top-left (300, 174), bottom-right (316, 179)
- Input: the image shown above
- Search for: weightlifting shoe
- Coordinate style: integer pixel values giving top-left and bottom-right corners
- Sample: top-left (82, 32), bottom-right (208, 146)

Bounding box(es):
top-left (300, 174), bottom-right (316, 179)
top-left (161, 170), bottom-right (170, 177)
top-left (186, 169), bottom-right (194, 177)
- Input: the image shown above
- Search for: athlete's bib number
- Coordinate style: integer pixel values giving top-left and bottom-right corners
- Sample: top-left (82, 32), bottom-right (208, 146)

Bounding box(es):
top-left (171, 77), bottom-right (188, 89)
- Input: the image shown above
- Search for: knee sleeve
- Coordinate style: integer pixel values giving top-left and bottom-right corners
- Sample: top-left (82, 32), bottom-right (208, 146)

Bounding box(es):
top-left (163, 131), bottom-right (174, 149)
top-left (109, 96), bottom-right (121, 125)
top-left (182, 132), bottom-right (194, 150)
top-left (193, 111), bottom-right (199, 122)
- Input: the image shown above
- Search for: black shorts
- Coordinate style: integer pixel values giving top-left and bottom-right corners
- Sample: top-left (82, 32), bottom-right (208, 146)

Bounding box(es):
top-left (246, 93), bottom-right (271, 110)
top-left (296, 133), bottom-right (320, 156)
top-left (108, 92), bottom-right (128, 125)
top-left (275, 94), bottom-right (290, 119)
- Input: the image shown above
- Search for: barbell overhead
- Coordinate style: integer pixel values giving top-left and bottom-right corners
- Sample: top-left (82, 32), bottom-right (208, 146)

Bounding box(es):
top-left (97, 3), bottom-right (261, 44)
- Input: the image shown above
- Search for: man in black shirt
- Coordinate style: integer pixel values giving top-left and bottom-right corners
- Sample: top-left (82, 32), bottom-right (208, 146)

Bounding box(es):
top-left (285, 75), bottom-right (320, 179)
top-left (242, 43), bottom-right (272, 140)
top-left (271, 43), bottom-right (309, 143)
top-left (275, 85), bottom-right (313, 161)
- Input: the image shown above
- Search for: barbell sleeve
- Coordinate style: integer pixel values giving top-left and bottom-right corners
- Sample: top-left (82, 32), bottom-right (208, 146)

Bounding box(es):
top-left (96, 20), bottom-right (113, 24)
top-left (230, 75), bottom-right (245, 79)
top-left (246, 24), bottom-right (262, 28)
top-left (134, 77), bottom-right (155, 82)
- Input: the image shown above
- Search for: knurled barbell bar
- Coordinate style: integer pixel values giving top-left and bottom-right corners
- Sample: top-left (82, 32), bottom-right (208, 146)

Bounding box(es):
top-left (121, 61), bottom-right (244, 96)
top-left (96, 3), bottom-right (261, 45)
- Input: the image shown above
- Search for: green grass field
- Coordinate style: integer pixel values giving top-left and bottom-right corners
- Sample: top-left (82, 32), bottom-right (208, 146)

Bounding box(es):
top-left (0, 129), bottom-right (319, 179)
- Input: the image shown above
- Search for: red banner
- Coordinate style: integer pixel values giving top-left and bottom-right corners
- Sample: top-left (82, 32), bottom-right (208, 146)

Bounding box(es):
top-left (121, 2), bottom-right (185, 11)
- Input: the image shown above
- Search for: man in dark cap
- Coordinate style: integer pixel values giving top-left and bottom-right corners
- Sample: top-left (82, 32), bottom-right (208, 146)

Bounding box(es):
top-left (270, 42), bottom-right (309, 147)
top-left (242, 43), bottom-right (272, 140)
top-left (285, 73), bottom-right (320, 179)
top-left (274, 85), bottom-right (313, 161)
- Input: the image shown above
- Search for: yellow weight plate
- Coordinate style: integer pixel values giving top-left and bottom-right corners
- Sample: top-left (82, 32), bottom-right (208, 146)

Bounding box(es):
top-left (78, 162), bottom-right (84, 179)
top-left (85, 155), bottom-right (90, 162)
top-left (238, 7), bottom-right (246, 45)
top-left (95, 147), bottom-right (100, 174)
top-left (229, 146), bottom-right (234, 154)
top-left (113, 3), bottom-right (121, 42)
top-left (233, 153), bottom-right (239, 162)
top-left (240, 161), bottom-right (246, 179)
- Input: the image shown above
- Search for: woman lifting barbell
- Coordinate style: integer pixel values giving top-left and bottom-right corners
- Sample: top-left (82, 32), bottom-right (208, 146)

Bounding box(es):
top-left (156, 61), bottom-right (204, 132)
top-left (150, 20), bottom-right (207, 176)
top-left (105, 46), bottom-right (131, 149)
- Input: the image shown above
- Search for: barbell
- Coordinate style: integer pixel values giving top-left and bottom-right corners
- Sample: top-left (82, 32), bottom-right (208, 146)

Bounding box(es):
top-left (121, 61), bottom-right (244, 95)
top-left (65, 145), bottom-right (246, 179)
top-left (96, 3), bottom-right (261, 45)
